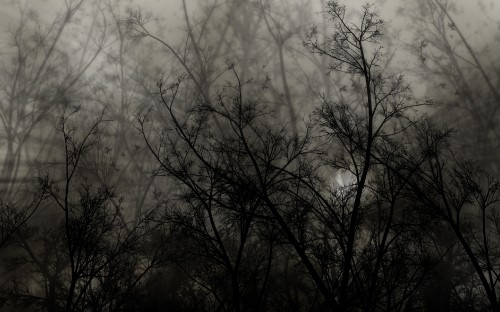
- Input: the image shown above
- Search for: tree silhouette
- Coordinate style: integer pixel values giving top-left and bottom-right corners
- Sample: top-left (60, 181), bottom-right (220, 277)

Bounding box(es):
top-left (1, 107), bottom-right (166, 312)
top-left (0, 0), bottom-right (498, 311)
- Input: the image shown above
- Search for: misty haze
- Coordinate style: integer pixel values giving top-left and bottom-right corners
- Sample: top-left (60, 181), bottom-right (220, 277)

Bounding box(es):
top-left (0, 0), bottom-right (499, 311)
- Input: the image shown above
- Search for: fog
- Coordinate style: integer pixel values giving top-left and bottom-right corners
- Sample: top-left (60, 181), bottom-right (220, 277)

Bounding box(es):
top-left (0, 0), bottom-right (499, 311)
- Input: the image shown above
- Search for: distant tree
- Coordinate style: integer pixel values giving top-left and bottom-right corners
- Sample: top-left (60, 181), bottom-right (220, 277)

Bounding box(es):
top-left (399, 0), bottom-right (500, 171)
top-left (0, 0), bottom-right (105, 200)
top-left (84, 0), bottom-right (163, 226)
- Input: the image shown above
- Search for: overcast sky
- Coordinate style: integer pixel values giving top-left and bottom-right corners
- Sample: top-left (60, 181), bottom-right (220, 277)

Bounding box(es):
top-left (1, 0), bottom-right (498, 51)
top-left (0, 0), bottom-right (498, 103)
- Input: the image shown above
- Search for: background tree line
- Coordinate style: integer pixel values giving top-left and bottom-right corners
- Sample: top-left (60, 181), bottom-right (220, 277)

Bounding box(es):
top-left (0, 0), bottom-right (499, 311)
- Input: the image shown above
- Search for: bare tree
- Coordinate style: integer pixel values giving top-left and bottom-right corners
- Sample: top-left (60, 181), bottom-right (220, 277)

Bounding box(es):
top-left (0, 0), bottom-right (106, 201)
top-left (304, 2), bottom-right (432, 309)
top-left (398, 0), bottom-right (500, 170)
top-left (139, 70), bottom-right (302, 311)
top-left (406, 128), bottom-right (500, 310)
top-left (0, 107), bottom-right (166, 312)
top-left (136, 1), bottom-right (448, 310)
